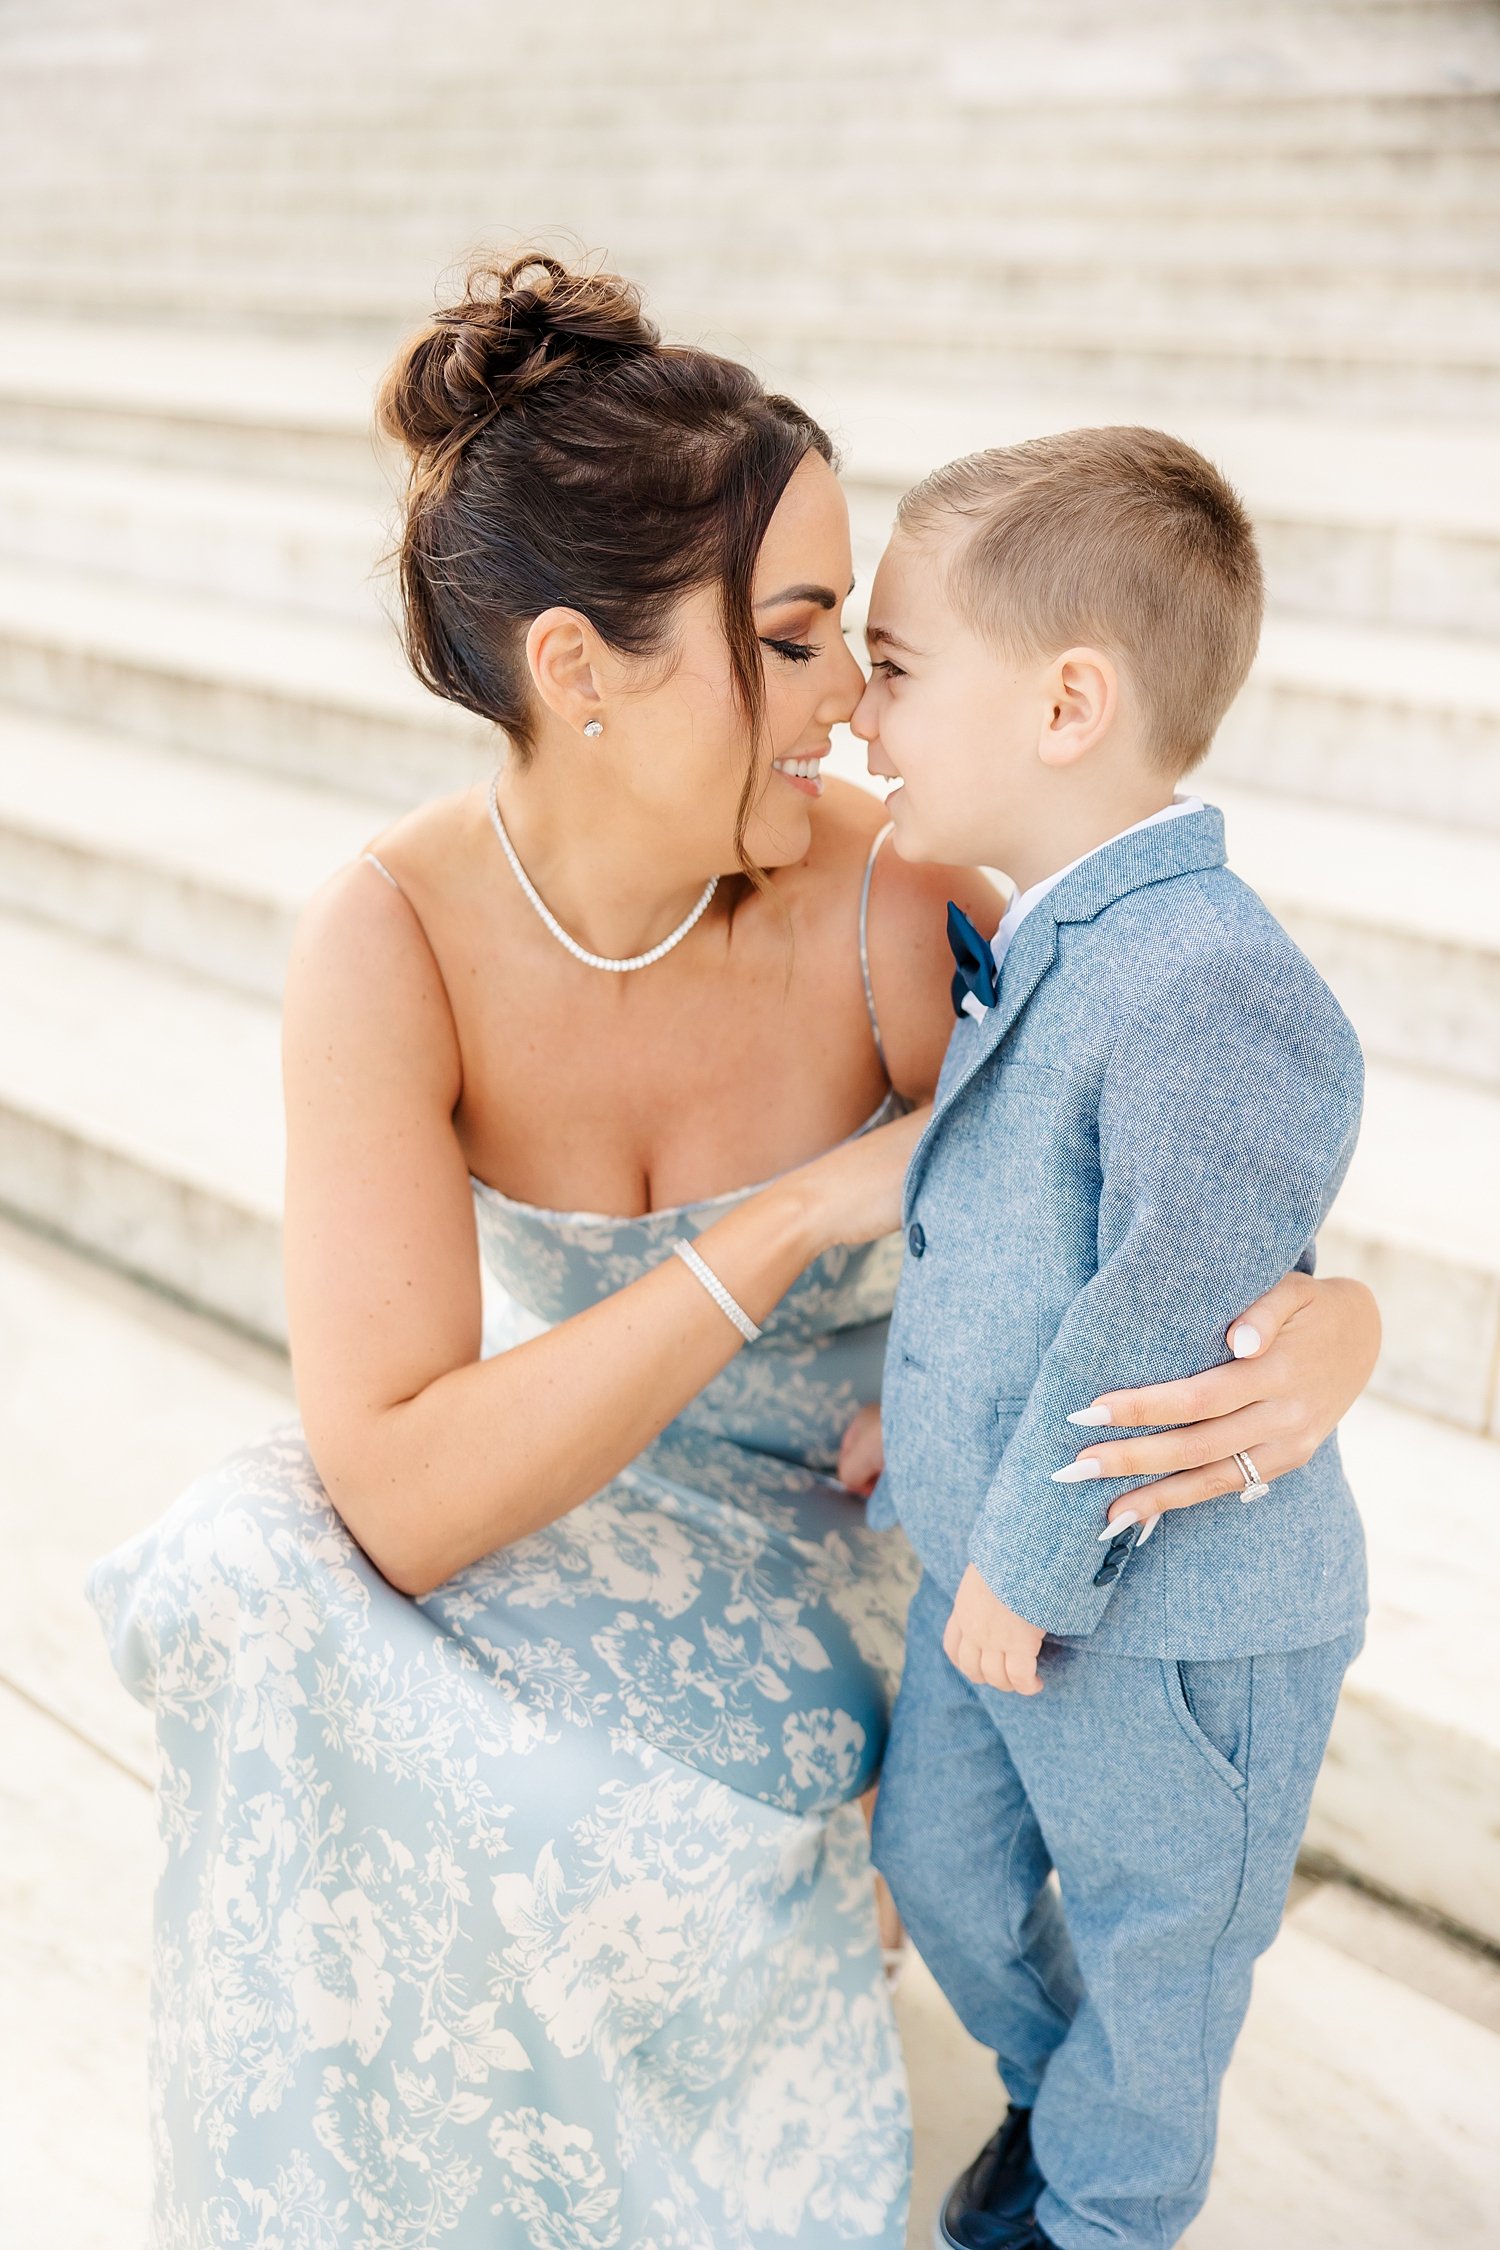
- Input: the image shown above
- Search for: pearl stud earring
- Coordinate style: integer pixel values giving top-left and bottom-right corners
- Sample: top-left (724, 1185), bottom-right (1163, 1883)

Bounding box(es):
top-left (583, 719), bottom-right (604, 738)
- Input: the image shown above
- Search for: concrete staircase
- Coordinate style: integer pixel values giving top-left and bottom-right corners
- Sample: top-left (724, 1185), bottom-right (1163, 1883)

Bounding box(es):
top-left (0, 2), bottom-right (1496, 2242)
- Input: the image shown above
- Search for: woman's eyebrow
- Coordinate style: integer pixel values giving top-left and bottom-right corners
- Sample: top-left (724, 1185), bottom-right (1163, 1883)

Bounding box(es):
top-left (754, 579), bottom-right (856, 610)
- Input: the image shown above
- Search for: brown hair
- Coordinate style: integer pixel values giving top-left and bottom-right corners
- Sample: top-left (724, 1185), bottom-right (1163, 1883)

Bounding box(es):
top-left (377, 252), bottom-right (834, 881)
top-left (896, 426), bottom-right (1264, 773)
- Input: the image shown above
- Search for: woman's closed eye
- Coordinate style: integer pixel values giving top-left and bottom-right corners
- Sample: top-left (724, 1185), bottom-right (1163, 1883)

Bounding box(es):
top-left (761, 635), bottom-right (819, 664)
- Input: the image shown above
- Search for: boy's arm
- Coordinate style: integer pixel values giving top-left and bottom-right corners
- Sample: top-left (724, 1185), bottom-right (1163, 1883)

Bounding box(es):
top-left (968, 942), bottom-right (1364, 1639)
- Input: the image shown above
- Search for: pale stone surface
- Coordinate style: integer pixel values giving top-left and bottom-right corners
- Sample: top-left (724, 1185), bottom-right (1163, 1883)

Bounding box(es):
top-left (1307, 1400), bottom-right (1500, 1942)
top-left (894, 1900), bottom-right (1500, 2250)
top-left (0, 555), bottom-right (487, 802)
top-left (0, 1216), bottom-right (290, 1776)
top-left (1325, 1062), bottom-right (1500, 1433)
top-left (0, 442), bottom-right (391, 621)
top-left (0, 707), bottom-right (398, 994)
top-left (1292, 1882), bottom-right (1500, 2037)
top-left (0, 1684), bottom-right (155, 2250)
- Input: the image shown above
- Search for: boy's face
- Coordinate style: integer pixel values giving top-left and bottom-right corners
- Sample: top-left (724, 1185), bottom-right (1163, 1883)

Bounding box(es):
top-left (851, 529), bottom-right (1046, 869)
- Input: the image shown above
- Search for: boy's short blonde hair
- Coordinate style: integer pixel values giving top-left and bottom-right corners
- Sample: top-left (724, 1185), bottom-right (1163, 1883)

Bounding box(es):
top-left (896, 426), bottom-right (1264, 774)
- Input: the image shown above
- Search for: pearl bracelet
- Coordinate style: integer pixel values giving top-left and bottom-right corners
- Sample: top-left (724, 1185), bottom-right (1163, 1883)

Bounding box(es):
top-left (672, 1238), bottom-right (763, 1344)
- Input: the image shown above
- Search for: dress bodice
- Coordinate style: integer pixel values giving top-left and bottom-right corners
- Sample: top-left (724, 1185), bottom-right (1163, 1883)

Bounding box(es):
top-left (471, 1083), bottom-right (909, 1474)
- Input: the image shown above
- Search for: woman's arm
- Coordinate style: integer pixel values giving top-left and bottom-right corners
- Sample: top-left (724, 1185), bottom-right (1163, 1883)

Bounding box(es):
top-left (283, 865), bottom-right (924, 1599)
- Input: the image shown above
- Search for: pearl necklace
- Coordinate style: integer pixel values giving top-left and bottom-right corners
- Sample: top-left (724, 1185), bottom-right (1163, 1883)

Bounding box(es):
top-left (486, 771), bottom-right (719, 973)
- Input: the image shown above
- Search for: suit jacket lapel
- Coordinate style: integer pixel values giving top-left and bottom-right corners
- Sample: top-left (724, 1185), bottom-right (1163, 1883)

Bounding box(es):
top-left (904, 908), bottom-right (1058, 1211)
top-left (902, 805), bottom-right (1228, 1215)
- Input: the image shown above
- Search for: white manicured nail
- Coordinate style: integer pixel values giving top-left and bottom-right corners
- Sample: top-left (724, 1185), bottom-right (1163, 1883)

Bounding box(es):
top-left (1096, 1512), bottom-right (1139, 1541)
top-left (1052, 1458), bottom-right (1104, 1483)
top-left (1230, 1323), bottom-right (1262, 1359)
top-left (1068, 1403), bottom-right (1112, 1427)
top-left (1135, 1513), bottom-right (1161, 1546)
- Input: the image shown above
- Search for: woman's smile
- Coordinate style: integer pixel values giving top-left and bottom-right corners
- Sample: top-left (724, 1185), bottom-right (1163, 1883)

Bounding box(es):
top-left (772, 749), bottom-right (829, 797)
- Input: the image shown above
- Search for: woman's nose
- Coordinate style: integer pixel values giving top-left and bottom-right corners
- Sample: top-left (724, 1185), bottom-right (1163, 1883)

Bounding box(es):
top-left (848, 678), bottom-right (878, 743)
top-left (822, 638), bottom-right (869, 729)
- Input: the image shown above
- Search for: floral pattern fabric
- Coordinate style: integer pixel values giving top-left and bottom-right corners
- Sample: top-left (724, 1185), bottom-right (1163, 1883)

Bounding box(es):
top-left (86, 1096), bottom-right (920, 2250)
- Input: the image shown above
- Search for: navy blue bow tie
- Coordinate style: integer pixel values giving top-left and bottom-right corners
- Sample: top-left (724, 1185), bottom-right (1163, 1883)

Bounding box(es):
top-left (947, 901), bottom-right (998, 1020)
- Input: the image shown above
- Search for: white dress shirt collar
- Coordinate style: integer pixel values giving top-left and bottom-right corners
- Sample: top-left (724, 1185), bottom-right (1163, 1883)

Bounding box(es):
top-left (989, 796), bottom-right (1205, 976)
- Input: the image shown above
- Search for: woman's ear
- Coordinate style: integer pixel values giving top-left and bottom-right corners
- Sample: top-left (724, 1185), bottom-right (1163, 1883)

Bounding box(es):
top-left (1037, 646), bottom-right (1117, 769)
top-left (524, 607), bottom-right (607, 735)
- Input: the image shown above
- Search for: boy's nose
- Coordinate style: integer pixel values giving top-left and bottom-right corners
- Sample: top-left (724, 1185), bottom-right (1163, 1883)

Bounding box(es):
top-left (849, 684), bottom-right (877, 743)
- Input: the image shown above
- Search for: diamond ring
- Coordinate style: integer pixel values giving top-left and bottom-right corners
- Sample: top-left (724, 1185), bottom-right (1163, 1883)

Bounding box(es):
top-left (1233, 1450), bottom-right (1270, 1503)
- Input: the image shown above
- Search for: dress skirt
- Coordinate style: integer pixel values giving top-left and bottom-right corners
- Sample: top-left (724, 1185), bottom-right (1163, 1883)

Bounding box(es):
top-left (86, 1417), bottom-right (919, 2250)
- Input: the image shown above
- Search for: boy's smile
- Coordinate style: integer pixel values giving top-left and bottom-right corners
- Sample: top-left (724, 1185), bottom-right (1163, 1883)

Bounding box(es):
top-left (852, 525), bottom-right (1178, 893)
top-left (852, 529), bottom-right (1038, 872)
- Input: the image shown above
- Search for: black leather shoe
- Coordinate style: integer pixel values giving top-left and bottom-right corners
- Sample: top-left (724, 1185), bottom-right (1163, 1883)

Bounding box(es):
top-left (934, 2105), bottom-right (1045, 2248)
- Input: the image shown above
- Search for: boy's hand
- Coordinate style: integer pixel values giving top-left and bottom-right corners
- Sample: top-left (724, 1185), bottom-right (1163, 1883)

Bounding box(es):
top-left (837, 1401), bottom-right (884, 1497)
top-left (943, 1566), bottom-right (1045, 1695)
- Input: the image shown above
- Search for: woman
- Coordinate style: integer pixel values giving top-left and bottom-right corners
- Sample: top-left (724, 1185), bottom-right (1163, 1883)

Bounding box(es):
top-left (86, 255), bottom-right (1380, 2250)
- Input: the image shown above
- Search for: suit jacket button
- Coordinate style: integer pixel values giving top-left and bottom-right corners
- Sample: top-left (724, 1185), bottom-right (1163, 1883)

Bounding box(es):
top-left (907, 1222), bottom-right (926, 1258)
top-left (1093, 1559), bottom-right (1122, 1587)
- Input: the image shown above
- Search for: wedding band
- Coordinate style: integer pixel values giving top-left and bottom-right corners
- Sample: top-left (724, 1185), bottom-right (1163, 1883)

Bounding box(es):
top-left (1233, 1450), bottom-right (1270, 1503)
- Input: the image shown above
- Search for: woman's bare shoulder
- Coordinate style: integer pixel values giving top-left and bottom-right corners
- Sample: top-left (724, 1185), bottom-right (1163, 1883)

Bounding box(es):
top-left (284, 837), bottom-right (463, 1110)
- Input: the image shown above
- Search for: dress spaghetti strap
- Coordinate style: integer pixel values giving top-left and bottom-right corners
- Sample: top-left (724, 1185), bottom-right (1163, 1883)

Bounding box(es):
top-left (858, 820), bottom-right (896, 1081)
top-left (362, 851), bottom-right (403, 893)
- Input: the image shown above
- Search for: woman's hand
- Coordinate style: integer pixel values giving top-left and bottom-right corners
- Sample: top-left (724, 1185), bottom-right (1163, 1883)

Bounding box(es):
top-left (837, 1402), bottom-right (885, 1497)
top-left (1058, 1272), bottom-right (1382, 1539)
top-left (791, 1103), bottom-right (931, 1255)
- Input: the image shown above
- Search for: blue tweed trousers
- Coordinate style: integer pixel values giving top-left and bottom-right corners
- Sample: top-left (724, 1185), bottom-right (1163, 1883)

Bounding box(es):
top-left (873, 1574), bottom-right (1362, 2250)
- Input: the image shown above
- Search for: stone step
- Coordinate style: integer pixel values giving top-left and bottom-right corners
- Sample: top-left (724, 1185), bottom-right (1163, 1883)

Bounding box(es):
top-left (1305, 1397), bottom-right (1500, 1946)
top-left (7, 324), bottom-right (1500, 652)
top-left (3, 35), bottom-right (1497, 156)
top-left (833, 383), bottom-right (1500, 642)
top-left (901, 1895), bottom-right (1500, 2249)
top-left (0, 558), bottom-right (490, 805)
top-left (0, 905), bottom-right (1493, 1445)
top-left (0, 708), bottom-right (392, 997)
top-left (0, 1213), bottom-right (291, 1784)
top-left (0, 316), bottom-right (384, 488)
top-left (18, 209), bottom-right (1500, 313)
top-left (0, 911), bottom-right (285, 1340)
top-left (1324, 1060), bottom-right (1500, 1434)
top-left (0, 443), bottom-right (390, 621)
top-left (29, 152), bottom-right (1500, 231)
top-left (1216, 613), bottom-right (1500, 831)
top-left (3, 259), bottom-right (1497, 424)
top-left (1, 1684), bottom-right (155, 2248)
top-left (726, 298), bottom-right (1500, 423)
top-left (1213, 782), bottom-right (1500, 1087)
top-left (16, 140), bottom-right (1499, 238)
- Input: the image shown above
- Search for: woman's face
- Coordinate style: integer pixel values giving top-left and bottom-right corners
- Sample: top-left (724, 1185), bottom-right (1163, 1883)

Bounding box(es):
top-left (605, 451), bottom-right (867, 874)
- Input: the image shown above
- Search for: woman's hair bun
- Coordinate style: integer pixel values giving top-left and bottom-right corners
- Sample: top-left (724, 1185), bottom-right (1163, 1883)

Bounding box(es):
top-left (378, 252), bottom-right (660, 456)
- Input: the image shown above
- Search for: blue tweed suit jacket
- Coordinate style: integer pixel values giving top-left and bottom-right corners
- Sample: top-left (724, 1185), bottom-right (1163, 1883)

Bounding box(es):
top-left (869, 804), bottom-right (1368, 1660)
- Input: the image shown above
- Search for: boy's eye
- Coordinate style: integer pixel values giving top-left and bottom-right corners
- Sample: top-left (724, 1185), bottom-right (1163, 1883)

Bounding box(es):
top-left (872, 658), bottom-right (906, 681)
top-left (762, 636), bottom-right (818, 664)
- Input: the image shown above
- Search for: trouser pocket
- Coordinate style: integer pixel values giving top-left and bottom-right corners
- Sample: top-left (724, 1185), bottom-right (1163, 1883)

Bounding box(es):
top-left (1162, 1655), bottom-right (1252, 1797)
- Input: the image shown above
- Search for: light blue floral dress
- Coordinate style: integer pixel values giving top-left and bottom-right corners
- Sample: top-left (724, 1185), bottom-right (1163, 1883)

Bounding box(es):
top-left (85, 836), bottom-right (922, 2250)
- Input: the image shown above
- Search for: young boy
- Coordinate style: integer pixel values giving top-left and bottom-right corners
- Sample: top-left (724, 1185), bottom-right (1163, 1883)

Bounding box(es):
top-left (851, 428), bottom-right (1367, 2250)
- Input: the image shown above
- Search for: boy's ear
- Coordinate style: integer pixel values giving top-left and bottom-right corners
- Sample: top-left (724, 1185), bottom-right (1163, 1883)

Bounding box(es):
top-left (525, 606), bottom-right (609, 734)
top-left (1037, 647), bottom-right (1117, 768)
